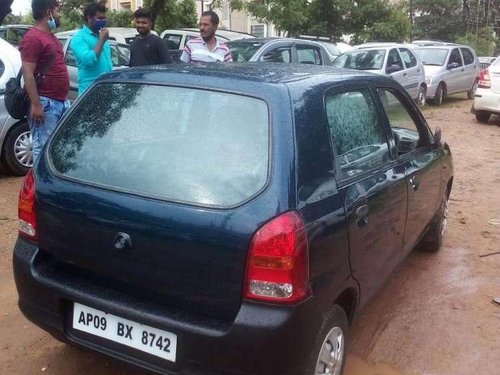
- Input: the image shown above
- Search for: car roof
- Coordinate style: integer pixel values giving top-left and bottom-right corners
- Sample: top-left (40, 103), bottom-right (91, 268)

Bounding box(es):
top-left (227, 37), bottom-right (323, 45)
top-left (98, 63), bottom-right (390, 90)
top-left (162, 28), bottom-right (254, 40)
top-left (0, 24), bottom-right (32, 29)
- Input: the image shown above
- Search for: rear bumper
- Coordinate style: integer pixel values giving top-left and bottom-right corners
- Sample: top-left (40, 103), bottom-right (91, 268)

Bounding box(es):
top-left (13, 237), bottom-right (328, 375)
top-left (473, 88), bottom-right (500, 114)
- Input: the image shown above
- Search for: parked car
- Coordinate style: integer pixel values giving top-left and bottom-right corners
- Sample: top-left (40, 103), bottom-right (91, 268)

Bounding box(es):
top-left (296, 35), bottom-right (342, 61)
top-left (160, 28), bottom-right (254, 50)
top-left (0, 24), bottom-right (31, 47)
top-left (56, 30), bottom-right (131, 100)
top-left (332, 44), bottom-right (427, 107)
top-left (227, 38), bottom-right (332, 65)
top-left (412, 44), bottom-right (481, 105)
top-left (472, 57), bottom-right (500, 123)
top-left (13, 63), bottom-right (453, 375)
top-left (0, 38), bottom-right (32, 175)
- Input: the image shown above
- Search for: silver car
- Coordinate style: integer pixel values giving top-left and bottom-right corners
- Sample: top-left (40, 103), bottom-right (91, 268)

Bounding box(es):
top-left (332, 44), bottom-right (427, 107)
top-left (0, 38), bottom-right (32, 175)
top-left (56, 30), bottom-right (131, 100)
top-left (413, 44), bottom-right (480, 105)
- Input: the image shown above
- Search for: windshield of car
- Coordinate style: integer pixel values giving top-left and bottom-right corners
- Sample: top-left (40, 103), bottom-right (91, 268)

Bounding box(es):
top-left (49, 83), bottom-right (270, 207)
top-left (413, 48), bottom-right (448, 66)
top-left (332, 49), bottom-right (386, 70)
top-left (227, 41), bottom-right (266, 61)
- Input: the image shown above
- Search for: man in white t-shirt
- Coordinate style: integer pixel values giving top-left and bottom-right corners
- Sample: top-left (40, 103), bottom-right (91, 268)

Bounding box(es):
top-left (180, 11), bottom-right (233, 63)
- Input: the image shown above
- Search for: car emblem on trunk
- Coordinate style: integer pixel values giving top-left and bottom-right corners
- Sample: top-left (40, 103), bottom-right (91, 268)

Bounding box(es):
top-left (114, 232), bottom-right (132, 249)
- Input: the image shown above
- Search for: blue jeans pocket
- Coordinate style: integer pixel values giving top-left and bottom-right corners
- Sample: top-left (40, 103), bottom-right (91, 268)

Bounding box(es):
top-left (40, 97), bottom-right (52, 112)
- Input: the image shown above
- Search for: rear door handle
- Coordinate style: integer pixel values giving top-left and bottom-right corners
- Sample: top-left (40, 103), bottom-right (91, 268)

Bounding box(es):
top-left (409, 176), bottom-right (420, 191)
top-left (355, 204), bottom-right (369, 227)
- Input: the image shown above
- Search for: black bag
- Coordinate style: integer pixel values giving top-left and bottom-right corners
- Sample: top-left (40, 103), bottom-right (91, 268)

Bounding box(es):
top-left (4, 70), bottom-right (30, 120)
top-left (4, 55), bottom-right (55, 120)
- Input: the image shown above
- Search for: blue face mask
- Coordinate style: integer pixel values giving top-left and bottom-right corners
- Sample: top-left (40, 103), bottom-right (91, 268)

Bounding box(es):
top-left (93, 19), bottom-right (107, 32)
top-left (48, 14), bottom-right (57, 30)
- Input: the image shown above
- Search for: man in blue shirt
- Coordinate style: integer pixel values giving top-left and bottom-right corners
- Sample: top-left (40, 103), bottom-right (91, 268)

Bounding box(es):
top-left (70, 3), bottom-right (112, 96)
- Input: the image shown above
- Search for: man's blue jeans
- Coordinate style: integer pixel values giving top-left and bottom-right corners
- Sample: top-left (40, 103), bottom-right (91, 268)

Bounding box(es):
top-left (28, 96), bottom-right (71, 162)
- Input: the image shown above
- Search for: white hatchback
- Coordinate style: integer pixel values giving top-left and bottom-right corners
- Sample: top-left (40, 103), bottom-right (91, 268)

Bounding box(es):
top-left (472, 56), bottom-right (500, 122)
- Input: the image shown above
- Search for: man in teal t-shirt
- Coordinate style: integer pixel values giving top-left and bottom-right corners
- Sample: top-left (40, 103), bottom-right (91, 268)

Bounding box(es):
top-left (71, 3), bottom-right (112, 96)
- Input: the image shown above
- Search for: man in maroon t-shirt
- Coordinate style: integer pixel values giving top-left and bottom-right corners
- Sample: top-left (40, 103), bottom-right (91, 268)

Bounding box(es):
top-left (19, 0), bottom-right (70, 163)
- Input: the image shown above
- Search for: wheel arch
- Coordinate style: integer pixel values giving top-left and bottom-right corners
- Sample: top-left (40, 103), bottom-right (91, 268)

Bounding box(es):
top-left (334, 287), bottom-right (358, 325)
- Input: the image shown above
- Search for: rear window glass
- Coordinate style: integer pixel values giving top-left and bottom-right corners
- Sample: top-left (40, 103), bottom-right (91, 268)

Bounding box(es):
top-left (332, 49), bottom-right (385, 70)
top-left (49, 83), bottom-right (270, 207)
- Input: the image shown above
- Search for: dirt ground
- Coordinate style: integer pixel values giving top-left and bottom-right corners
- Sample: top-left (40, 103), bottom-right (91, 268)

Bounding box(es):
top-left (0, 96), bottom-right (499, 375)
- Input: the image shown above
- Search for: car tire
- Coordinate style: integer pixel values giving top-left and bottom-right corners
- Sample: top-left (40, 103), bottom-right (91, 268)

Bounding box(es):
top-left (416, 85), bottom-right (427, 108)
top-left (418, 193), bottom-right (449, 252)
top-left (475, 111), bottom-right (490, 123)
top-left (305, 305), bottom-right (349, 375)
top-left (1, 121), bottom-right (33, 176)
top-left (467, 80), bottom-right (478, 99)
top-left (432, 83), bottom-right (445, 106)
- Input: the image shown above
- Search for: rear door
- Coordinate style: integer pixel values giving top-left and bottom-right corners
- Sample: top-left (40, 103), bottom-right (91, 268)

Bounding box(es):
top-left (57, 37), bottom-right (78, 100)
top-left (399, 47), bottom-right (420, 98)
top-left (374, 87), bottom-right (443, 256)
top-left (386, 48), bottom-right (407, 92)
top-left (295, 43), bottom-right (324, 65)
top-left (460, 47), bottom-right (479, 91)
top-left (325, 85), bottom-right (408, 305)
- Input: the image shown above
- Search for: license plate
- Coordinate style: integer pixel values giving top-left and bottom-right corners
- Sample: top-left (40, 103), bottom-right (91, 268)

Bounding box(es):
top-left (72, 302), bottom-right (177, 362)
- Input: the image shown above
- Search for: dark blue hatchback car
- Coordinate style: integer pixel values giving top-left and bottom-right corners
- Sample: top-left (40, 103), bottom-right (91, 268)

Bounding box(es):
top-left (13, 63), bottom-right (453, 375)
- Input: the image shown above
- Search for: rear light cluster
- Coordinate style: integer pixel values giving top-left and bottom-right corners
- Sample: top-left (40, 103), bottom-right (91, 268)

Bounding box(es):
top-left (244, 211), bottom-right (310, 304)
top-left (478, 69), bottom-right (491, 88)
top-left (18, 169), bottom-right (37, 241)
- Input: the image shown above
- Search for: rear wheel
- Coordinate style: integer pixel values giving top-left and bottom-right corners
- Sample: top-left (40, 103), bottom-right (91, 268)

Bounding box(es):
top-left (306, 305), bottom-right (349, 375)
top-left (1, 121), bottom-right (33, 176)
top-left (416, 85), bottom-right (427, 108)
top-left (467, 80), bottom-right (478, 99)
top-left (432, 83), bottom-right (445, 106)
top-left (418, 193), bottom-right (449, 252)
top-left (475, 111), bottom-right (491, 123)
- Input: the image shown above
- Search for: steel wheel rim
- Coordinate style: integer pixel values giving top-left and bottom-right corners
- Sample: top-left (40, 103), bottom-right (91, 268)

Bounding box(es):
top-left (14, 130), bottom-right (33, 168)
top-left (315, 326), bottom-right (344, 375)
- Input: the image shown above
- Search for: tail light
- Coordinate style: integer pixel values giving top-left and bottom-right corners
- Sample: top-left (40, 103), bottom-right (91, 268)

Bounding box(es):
top-left (478, 69), bottom-right (491, 88)
top-left (18, 169), bottom-right (37, 241)
top-left (244, 211), bottom-right (310, 304)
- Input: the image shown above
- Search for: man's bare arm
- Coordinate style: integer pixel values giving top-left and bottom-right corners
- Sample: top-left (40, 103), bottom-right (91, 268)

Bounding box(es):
top-left (22, 61), bottom-right (44, 122)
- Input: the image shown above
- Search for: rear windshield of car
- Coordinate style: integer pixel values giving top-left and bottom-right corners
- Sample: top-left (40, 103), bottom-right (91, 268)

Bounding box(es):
top-left (332, 49), bottom-right (385, 70)
top-left (49, 83), bottom-right (270, 207)
top-left (227, 41), bottom-right (266, 61)
top-left (413, 48), bottom-right (448, 66)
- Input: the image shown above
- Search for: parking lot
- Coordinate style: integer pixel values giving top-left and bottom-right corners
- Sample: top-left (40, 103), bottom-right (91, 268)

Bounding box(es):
top-left (0, 96), bottom-right (499, 375)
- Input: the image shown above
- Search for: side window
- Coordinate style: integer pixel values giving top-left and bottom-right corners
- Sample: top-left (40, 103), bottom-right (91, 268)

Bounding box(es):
top-left (261, 47), bottom-right (291, 63)
top-left (0, 29), bottom-right (7, 40)
top-left (377, 89), bottom-right (426, 155)
top-left (461, 48), bottom-right (474, 65)
top-left (297, 45), bottom-right (322, 65)
top-left (387, 48), bottom-right (404, 72)
top-left (448, 48), bottom-right (463, 66)
top-left (65, 41), bottom-right (77, 67)
top-left (164, 34), bottom-right (182, 49)
top-left (111, 44), bottom-right (130, 67)
top-left (325, 89), bottom-right (391, 179)
top-left (399, 48), bottom-right (417, 68)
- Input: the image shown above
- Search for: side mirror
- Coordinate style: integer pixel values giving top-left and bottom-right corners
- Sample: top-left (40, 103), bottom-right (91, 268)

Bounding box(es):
top-left (434, 127), bottom-right (442, 147)
top-left (447, 62), bottom-right (459, 70)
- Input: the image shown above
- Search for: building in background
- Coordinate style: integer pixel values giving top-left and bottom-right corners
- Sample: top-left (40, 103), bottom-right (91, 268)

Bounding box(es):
top-left (106, 0), bottom-right (278, 37)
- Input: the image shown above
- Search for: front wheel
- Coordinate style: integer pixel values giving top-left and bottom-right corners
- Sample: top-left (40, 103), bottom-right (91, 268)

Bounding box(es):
top-left (416, 85), bottom-right (427, 108)
top-left (432, 84), bottom-right (445, 106)
top-left (306, 305), bottom-right (349, 375)
top-left (1, 121), bottom-right (33, 176)
top-left (418, 194), bottom-right (449, 252)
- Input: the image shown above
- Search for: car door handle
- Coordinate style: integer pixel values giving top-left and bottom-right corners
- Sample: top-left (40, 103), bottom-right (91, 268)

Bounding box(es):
top-left (403, 73), bottom-right (408, 76)
top-left (409, 176), bottom-right (420, 191)
top-left (355, 204), bottom-right (369, 227)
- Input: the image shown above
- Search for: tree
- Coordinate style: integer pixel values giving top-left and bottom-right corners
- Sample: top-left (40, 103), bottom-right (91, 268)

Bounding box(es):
top-left (1, 13), bottom-right (22, 25)
top-left (411, 0), bottom-right (463, 41)
top-left (107, 10), bottom-right (134, 27)
top-left (143, 0), bottom-right (197, 31)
